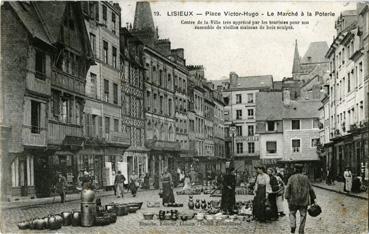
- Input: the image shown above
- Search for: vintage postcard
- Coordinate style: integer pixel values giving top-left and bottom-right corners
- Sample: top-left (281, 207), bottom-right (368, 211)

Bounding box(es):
top-left (0, 0), bottom-right (368, 233)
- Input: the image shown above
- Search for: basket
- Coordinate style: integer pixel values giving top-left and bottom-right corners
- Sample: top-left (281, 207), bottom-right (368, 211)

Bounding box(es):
top-left (143, 213), bottom-right (154, 220)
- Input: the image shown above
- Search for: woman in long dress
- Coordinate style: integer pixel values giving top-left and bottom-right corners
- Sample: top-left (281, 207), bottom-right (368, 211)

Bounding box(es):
top-left (161, 168), bottom-right (175, 205)
top-left (183, 173), bottom-right (191, 190)
top-left (275, 172), bottom-right (286, 217)
top-left (220, 168), bottom-right (236, 214)
top-left (343, 168), bottom-right (352, 193)
top-left (253, 165), bottom-right (271, 222)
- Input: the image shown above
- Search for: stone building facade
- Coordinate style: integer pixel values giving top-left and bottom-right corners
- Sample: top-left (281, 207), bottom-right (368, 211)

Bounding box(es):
top-left (82, 2), bottom-right (131, 189)
top-left (1, 2), bottom-right (94, 198)
top-left (322, 4), bottom-right (369, 181)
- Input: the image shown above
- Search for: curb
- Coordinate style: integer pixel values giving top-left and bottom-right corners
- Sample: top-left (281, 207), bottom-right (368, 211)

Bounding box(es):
top-left (1, 192), bottom-right (114, 210)
top-left (312, 184), bottom-right (368, 200)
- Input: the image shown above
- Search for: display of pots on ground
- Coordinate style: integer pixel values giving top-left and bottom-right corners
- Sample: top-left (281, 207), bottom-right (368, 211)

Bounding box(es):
top-left (163, 202), bottom-right (183, 207)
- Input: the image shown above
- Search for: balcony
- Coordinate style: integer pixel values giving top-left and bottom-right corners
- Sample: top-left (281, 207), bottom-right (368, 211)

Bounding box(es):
top-left (26, 71), bottom-right (51, 96)
top-left (51, 69), bottom-right (85, 95)
top-left (145, 139), bottom-right (180, 151)
top-left (22, 126), bottom-right (47, 147)
top-left (104, 132), bottom-right (130, 145)
top-left (48, 121), bottom-right (83, 145)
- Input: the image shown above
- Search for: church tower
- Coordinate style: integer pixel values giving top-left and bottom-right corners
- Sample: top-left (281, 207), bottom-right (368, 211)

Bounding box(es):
top-left (292, 39), bottom-right (301, 79)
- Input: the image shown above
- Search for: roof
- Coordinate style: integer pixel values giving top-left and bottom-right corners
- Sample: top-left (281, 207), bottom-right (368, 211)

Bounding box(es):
top-left (231, 75), bottom-right (273, 89)
top-left (292, 40), bottom-right (300, 74)
top-left (133, 1), bottom-right (155, 32)
top-left (283, 99), bottom-right (320, 119)
top-left (8, 2), bottom-right (52, 45)
top-left (256, 92), bottom-right (284, 120)
top-left (301, 41), bottom-right (329, 64)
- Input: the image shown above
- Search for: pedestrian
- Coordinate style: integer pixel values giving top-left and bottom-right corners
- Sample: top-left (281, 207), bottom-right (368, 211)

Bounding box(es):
top-left (183, 173), bottom-right (191, 190)
top-left (285, 164), bottom-right (316, 234)
top-left (55, 172), bottom-right (67, 203)
top-left (161, 168), bottom-right (175, 205)
top-left (253, 165), bottom-right (271, 222)
top-left (114, 171), bottom-right (126, 198)
top-left (343, 167), bottom-right (352, 193)
top-left (267, 168), bottom-right (280, 221)
top-left (129, 172), bottom-right (138, 197)
top-left (143, 173), bottom-right (150, 189)
top-left (179, 171), bottom-right (185, 185)
top-left (220, 166), bottom-right (236, 214)
top-left (276, 172), bottom-right (286, 217)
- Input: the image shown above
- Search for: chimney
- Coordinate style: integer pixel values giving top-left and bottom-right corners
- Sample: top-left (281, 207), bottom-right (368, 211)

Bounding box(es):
top-left (155, 39), bottom-right (171, 56)
top-left (283, 89), bottom-right (291, 106)
top-left (229, 72), bottom-right (238, 87)
top-left (171, 48), bottom-right (184, 59)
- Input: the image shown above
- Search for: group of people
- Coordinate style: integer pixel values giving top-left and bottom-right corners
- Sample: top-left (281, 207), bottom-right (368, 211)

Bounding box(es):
top-left (220, 163), bottom-right (317, 234)
top-left (114, 171), bottom-right (139, 198)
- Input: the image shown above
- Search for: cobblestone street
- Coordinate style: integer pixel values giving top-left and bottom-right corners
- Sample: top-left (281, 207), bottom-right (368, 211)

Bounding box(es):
top-left (1, 187), bottom-right (367, 234)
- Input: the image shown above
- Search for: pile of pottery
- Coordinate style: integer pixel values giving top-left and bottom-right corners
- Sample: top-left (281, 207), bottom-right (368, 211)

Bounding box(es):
top-left (17, 211), bottom-right (81, 230)
top-left (163, 202), bottom-right (183, 207)
top-left (156, 210), bottom-right (195, 221)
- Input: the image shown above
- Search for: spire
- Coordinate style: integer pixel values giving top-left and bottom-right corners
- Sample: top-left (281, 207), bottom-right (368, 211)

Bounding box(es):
top-left (133, 1), bottom-right (155, 33)
top-left (292, 39), bottom-right (300, 75)
top-left (132, 1), bottom-right (156, 46)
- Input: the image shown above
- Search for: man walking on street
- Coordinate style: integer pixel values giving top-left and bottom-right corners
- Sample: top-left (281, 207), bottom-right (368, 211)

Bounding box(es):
top-left (114, 171), bottom-right (126, 198)
top-left (55, 172), bottom-right (67, 203)
top-left (285, 164), bottom-right (316, 234)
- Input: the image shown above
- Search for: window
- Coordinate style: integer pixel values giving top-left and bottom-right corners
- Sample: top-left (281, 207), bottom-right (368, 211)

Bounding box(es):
top-left (347, 72), bottom-right (351, 92)
top-left (160, 96), bottom-right (163, 114)
top-left (266, 141), bottom-right (277, 154)
top-left (236, 110), bottom-right (242, 119)
top-left (112, 46), bottom-right (117, 68)
top-left (292, 139), bottom-right (301, 152)
top-left (35, 50), bottom-right (46, 79)
top-left (236, 126), bottom-right (242, 136)
top-left (236, 143), bottom-right (243, 154)
top-left (248, 142), bottom-right (255, 153)
top-left (247, 109), bottom-right (254, 119)
top-left (311, 138), bottom-right (320, 147)
top-left (112, 13), bottom-right (116, 34)
top-left (75, 101), bottom-right (81, 125)
top-left (104, 116), bottom-right (110, 134)
top-left (90, 73), bottom-right (97, 98)
top-left (103, 41), bottom-right (108, 64)
top-left (267, 121), bottom-right (275, 131)
top-left (31, 100), bottom-right (41, 133)
top-left (102, 5), bottom-right (107, 24)
top-left (168, 99), bottom-right (172, 116)
top-left (247, 93), bottom-right (254, 103)
top-left (236, 94), bottom-right (242, 104)
top-left (104, 79), bottom-right (109, 102)
top-left (312, 119), bottom-right (319, 129)
top-left (292, 120), bottom-right (300, 130)
top-left (114, 119), bottom-right (119, 132)
top-left (113, 83), bottom-right (118, 104)
top-left (248, 125), bottom-right (254, 136)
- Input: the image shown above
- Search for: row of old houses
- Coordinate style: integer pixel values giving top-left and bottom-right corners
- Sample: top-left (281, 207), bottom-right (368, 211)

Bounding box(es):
top-left (320, 3), bottom-right (369, 181)
top-left (0, 1), bottom-right (227, 199)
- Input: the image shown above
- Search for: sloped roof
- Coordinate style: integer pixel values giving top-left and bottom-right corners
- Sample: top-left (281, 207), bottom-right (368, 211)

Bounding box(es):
top-left (283, 99), bottom-right (320, 119)
top-left (232, 75), bottom-right (273, 89)
top-left (35, 1), bottom-right (66, 44)
top-left (301, 41), bottom-right (329, 64)
top-left (256, 92), bottom-right (284, 121)
top-left (9, 2), bottom-right (52, 45)
top-left (133, 1), bottom-right (155, 32)
top-left (292, 40), bottom-right (300, 74)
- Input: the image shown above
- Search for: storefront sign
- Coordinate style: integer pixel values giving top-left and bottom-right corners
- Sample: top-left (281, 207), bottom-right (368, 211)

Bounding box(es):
top-left (235, 136), bottom-right (259, 142)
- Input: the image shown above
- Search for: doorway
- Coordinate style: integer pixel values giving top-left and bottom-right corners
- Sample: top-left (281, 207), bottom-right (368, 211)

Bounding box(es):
top-left (19, 157), bottom-right (28, 196)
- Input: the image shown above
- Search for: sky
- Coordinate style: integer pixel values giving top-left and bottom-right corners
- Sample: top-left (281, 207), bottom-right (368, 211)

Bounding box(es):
top-left (119, 1), bottom-right (357, 81)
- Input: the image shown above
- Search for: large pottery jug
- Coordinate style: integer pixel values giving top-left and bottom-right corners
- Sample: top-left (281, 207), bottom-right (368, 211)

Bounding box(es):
top-left (188, 196), bottom-right (194, 209)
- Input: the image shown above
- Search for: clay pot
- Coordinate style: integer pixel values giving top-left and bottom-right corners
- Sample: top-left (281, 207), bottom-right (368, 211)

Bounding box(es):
top-left (61, 211), bottom-right (72, 226)
top-left (194, 199), bottom-right (201, 209)
top-left (201, 200), bottom-right (207, 210)
top-left (81, 188), bottom-right (96, 202)
top-left (48, 215), bottom-right (62, 230)
top-left (17, 220), bottom-right (30, 230)
top-left (71, 211), bottom-right (81, 226)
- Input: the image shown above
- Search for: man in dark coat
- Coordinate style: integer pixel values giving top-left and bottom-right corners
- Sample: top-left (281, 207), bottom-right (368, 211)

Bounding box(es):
top-left (55, 172), bottom-right (67, 203)
top-left (285, 164), bottom-right (316, 234)
top-left (221, 167), bottom-right (236, 214)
